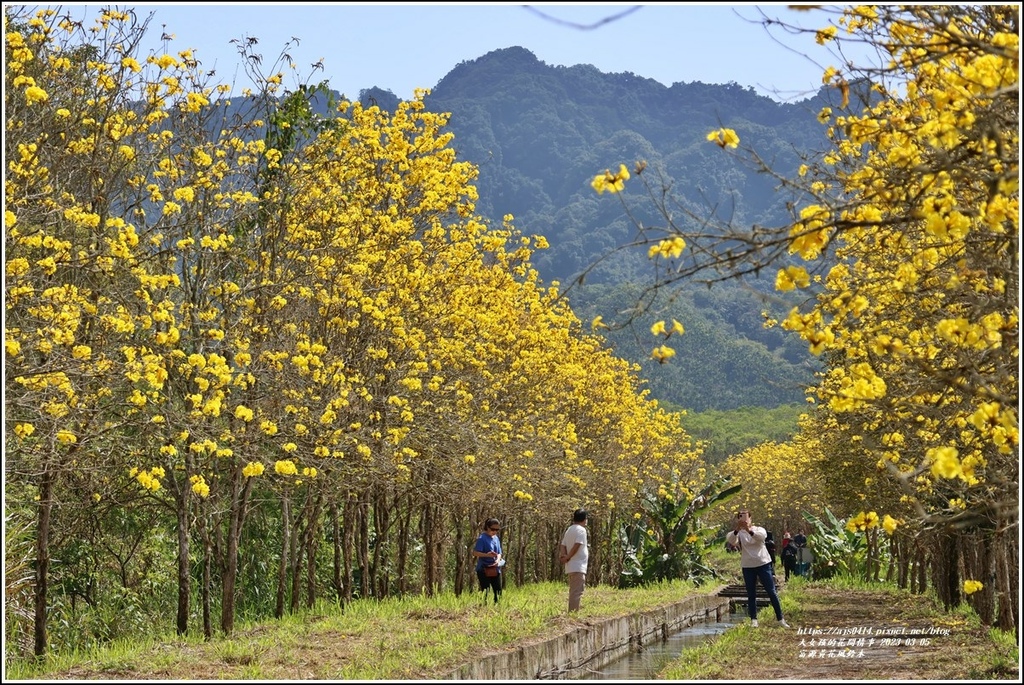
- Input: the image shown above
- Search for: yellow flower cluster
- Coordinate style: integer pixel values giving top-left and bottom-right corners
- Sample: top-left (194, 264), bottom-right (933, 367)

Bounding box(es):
top-left (275, 459), bottom-right (298, 476)
top-left (775, 265), bottom-right (811, 291)
top-left (845, 510), bottom-right (879, 532)
top-left (131, 466), bottom-right (165, 492)
top-left (815, 26), bottom-right (838, 45)
top-left (705, 128), bottom-right (739, 148)
top-left (242, 462), bottom-right (265, 478)
top-left (647, 236), bottom-right (686, 259)
top-left (590, 164), bottom-right (631, 194)
top-left (650, 320), bottom-right (684, 338)
top-left (926, 446), bottom-right (978, 483)
top-left (190, 475), bottom-right (210, 498)
top-left (651, 345), bottom-right (676, 364)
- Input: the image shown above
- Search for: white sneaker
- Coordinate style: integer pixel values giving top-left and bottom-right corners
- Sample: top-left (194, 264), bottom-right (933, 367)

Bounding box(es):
top-left (778, 619), bottom-right (791, 628)
top-left (750, 619), bottom-right (759, 628)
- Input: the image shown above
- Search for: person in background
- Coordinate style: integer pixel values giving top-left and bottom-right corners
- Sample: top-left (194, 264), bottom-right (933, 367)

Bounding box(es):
top-left (781, 535), bottom-right (799, 581)
top-left (472, 518), bottom-right (503, 603)
top-left (765, 531), bottom-right (777, 574)
top-left (793, 527), bottom-right (809, 577)
top-left (726, 509), bottom-right (790, 629)
top-left (559, 508), bottom-right (589, 612)
top-left (781, 530), bottom-right (792, 550)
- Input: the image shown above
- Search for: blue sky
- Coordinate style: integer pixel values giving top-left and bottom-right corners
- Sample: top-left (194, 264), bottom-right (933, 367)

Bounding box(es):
top-left (60, 3), bottom-right (844, 102)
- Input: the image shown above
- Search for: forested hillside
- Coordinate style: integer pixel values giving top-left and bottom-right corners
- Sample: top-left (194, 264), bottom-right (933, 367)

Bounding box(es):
top-left (235, 47), bottom-right (828, 411)
top-left (417, 47), bottom-right (830, 409)
top-left (424, 46), bottom-right (831, 286)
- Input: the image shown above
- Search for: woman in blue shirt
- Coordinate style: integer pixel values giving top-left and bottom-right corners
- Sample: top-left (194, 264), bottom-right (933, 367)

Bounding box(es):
top-left (472, 518), bottom-right (503, 603)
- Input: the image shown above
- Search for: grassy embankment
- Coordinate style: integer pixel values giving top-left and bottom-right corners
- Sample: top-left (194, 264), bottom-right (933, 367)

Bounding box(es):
top-left (6, 575), bottom-right (730, 681)
top-left (9, 553), bottom-right (1016, 681)
top-left (659, 574), bottom-right (1019, 681)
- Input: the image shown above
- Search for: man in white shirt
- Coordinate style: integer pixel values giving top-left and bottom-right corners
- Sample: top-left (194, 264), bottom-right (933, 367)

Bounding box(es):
top-left (559, 508), bottom-right (589, 612)
top-left (726, 509), bottom-right (790, 628)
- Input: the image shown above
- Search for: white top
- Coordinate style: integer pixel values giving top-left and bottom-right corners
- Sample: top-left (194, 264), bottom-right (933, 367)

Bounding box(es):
top-left (561, 523), bottom-right (589, 574)
top-left (726, 525), bottom-right (772, 568)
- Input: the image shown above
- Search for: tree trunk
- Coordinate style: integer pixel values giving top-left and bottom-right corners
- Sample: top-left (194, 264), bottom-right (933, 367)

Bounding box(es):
top-left (202, 531), bottom-right (212, 640)
top-left (275, 494), bottom-right (291, 618)
top-left (978, 531), bottom-right (995, 625)
top-left (884, 536), bottom-right (896, 583)
top-left (289, 502), bottom-right (303, 613)
top-left (342, 496), bottom-right (355, 602)
top-left (330, 503), bottom-right (345, 606)
top-left (452, 508), bottom-right (466, 596)
top-left (896, 536), bottom-right (909, 589)
top-left (33, 465), bottom-right (53, 657)
top-left (396, 501), bottom-right (411, 595)
top-left (994, 515), bottom-right (1018, 633)
top-left (547, 522), bottom-right (560, 582)
top-left (220, 466), bottom-right (253, 635)
top-left (588, 510), bottom-right (604, 586)
top-left (175, 486), bottom-right (191, 636)
top-left (914, 540), bottom-right (927, 594)
top-left (514, 519), bottom-right (529, 585)
top-left (358, 496), bottom-right (370, 599)
top-left (422, 501), bottom-right (439, 596)
top-left (304, 494), bottom-right (324, 609)
top-left (372, 488), bottom-right (390, 598)
top-left (930, 531), bottom-right (960, 611)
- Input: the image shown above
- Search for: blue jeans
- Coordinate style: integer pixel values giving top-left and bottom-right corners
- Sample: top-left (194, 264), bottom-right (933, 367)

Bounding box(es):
top-left (742, 562), bottom-right (783, 620)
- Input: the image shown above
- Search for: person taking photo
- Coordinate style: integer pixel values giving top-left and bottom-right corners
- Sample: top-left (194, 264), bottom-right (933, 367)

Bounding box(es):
top-left (726, 509), bottom-right (790, 628)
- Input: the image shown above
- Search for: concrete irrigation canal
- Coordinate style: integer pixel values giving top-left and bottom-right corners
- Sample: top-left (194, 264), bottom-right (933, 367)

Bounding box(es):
top-left (449, 584), bottom-right (769, 679)
top-left (580, 606), bottom-right (746, 680)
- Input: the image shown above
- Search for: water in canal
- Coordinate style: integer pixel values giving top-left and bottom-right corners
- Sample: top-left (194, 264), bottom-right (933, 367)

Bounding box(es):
top-left (577, 604), bottom-right (747, 680)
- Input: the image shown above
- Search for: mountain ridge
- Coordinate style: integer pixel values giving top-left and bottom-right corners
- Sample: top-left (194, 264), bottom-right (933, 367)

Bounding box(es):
top-left (358, 46), bottom-right (830, 411)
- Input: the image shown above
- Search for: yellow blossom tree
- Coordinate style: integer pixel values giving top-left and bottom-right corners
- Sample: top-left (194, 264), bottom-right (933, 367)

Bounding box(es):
top-left (587, 5), bottom-right (1017, 630)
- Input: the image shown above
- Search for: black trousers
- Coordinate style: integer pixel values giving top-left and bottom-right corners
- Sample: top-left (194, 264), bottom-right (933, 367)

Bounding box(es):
top-left (477, 570), bottom-right (502, 602)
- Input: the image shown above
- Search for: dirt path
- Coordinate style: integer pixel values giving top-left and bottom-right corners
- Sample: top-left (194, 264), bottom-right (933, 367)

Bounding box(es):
top-left (720, 584), bottom-right (1017, 681)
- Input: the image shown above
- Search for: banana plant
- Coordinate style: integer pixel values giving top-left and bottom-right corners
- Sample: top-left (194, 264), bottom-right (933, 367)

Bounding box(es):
top-left (619, 476), bottom-right (741, 587)
top-left (801, 507), bottom-right (868, 578)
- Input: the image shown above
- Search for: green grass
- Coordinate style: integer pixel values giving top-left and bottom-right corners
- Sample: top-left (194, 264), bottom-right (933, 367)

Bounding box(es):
top-left (976, 626), bottom-right (1020, 678)
top-left (13, 573), bottom-right (1011, 681)
top-left (657, 575), bottom-right (1018, 681)
top-left (657, 621), bottom-right (750, 680)
top-left (6, 578), bottom-right (725, 681)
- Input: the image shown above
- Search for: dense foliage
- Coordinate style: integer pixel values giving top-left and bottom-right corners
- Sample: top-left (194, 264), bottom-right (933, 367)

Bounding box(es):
top-left (681, 404), bottom-right (804, 466)
top-left (257, 44), bottom-right (829, 412)
top-left (3, 6), bottom-right (708, 658)
top-left (205, 42), bottom-right (828, 414)
top-left (417, 46), bottom-right (831, 410)
top-left (585, 5), bottom-right (1019, 633)
top-left (4, 3), bottom-right (1017, 668)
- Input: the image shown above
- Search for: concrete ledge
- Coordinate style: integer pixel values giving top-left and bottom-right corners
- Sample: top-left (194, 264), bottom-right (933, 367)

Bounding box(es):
top-left (449, 588), bottom-right (732, 680)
